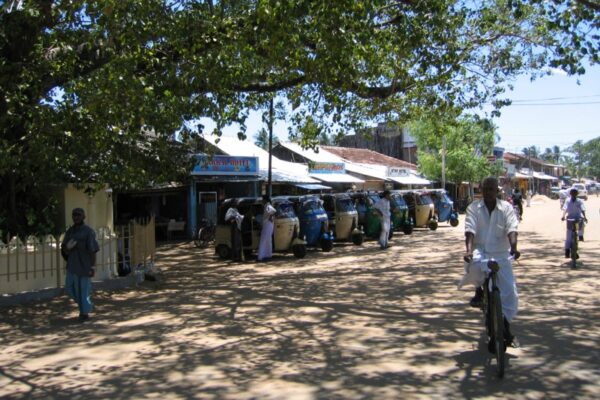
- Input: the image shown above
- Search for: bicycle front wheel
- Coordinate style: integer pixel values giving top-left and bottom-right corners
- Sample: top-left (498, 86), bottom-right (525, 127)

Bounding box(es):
top-left (491, 289), bottom-right (505, 378)
top-left (571, 234), bottom-right (578, 268)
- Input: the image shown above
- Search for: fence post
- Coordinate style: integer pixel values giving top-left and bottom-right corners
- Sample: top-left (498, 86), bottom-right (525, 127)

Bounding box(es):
top-left (6, 233), bottom-right (10, 282)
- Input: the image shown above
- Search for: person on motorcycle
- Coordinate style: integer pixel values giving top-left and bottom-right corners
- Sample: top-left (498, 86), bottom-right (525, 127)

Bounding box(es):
top-left (558, 188), bottom-right (569, 210)
top-left (463, 176), bottom-right (520, 348)
top-left (561, 188), bottom-right (587, 258)
top-left (511, 188), bottom-right (523, 221)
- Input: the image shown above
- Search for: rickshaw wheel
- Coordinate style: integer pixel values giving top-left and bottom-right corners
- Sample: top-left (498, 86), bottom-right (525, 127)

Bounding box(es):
top-left (352, 233), bottom-right (364, 246)
top-left (320, 239), bottom-right (334, 252)
top-left (216, 244), bottom-right (231, 260)
top-left (428, 220), bottom-right (438, 231)
top-left (450, 218), bottom-right (459, 227)
top-left (293, 244), bottom-right (307, 258)
top-left (402, 225), bottom-right (413, 235)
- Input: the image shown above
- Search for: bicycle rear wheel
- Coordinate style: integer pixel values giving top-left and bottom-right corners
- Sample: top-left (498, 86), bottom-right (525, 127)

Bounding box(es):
top-left (491, 289), bottom-right (505, 378)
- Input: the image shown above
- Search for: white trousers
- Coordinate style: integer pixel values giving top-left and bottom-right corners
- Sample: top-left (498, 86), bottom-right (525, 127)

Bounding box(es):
top-left (458, 250), bottom-right (519, 322)
top-left (379, 218), bottom-right (390, 248)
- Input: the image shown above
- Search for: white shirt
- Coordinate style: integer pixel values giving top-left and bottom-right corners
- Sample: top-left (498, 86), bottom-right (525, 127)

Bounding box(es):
top-left (464, 199), bottom-right (519, 256)
top-left (262, 203), bottom-right (276, 224)
top-left (373, 198), bottom-right (391, 220)
top-left (562, 197), bottom-right (586, 218)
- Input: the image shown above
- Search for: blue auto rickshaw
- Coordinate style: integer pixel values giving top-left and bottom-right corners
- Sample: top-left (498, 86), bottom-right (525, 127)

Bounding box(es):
top-left (428, 189), bottom-right (459, 227)
top-left (286, 195), bottom-right (334, 251)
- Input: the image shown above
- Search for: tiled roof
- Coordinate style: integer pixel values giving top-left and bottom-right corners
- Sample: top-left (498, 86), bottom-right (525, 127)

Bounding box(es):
top-left (322, 146), bottom-right (416, 169)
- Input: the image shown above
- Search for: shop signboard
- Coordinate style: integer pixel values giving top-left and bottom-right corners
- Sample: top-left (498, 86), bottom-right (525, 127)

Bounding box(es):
top-left (192, 155), bottom-right (259, 176)
top-left (308, 162), bottom-right (345, 174)
top-left (387, 167), bottom-right (411, 177)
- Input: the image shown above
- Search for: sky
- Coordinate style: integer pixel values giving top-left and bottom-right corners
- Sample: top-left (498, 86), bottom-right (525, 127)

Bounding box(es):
top-left (200, 64), bottom-right (600, 155)
top-left (490, 65), bottom-right (600, 154)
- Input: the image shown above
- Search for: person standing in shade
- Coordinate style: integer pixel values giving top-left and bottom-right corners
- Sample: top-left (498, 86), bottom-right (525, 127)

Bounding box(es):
top-left (225, 206), bottom-right (244, 261)
top-left (61, 208), bottom-right (100, 322)
top-left (373, 190), bottom-right (392, 250)
top-left (257, 195), bottom-right (277, 261)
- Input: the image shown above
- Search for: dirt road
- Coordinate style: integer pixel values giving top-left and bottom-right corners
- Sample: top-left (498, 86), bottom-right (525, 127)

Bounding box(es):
top-left (1, 196), bottom-right (599, 399)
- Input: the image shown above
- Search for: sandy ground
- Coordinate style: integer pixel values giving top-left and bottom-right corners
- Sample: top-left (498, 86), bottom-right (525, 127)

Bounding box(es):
top-left (1, 195), bottom-right (599, 400)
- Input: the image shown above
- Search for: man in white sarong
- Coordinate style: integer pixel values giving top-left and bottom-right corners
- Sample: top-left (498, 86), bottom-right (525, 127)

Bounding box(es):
top-left (373, 190), bottom-right (391, 250)
top-left (257, 195), bottom-right (277, 261)
top-left (461, 176), bottom-right (520, 348)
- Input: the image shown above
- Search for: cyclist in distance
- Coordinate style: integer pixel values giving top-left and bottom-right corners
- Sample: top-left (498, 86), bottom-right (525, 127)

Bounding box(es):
top-left (463, 176), bottom-right (520, 348)
top-left (561, 188), bottom-right (587, 258)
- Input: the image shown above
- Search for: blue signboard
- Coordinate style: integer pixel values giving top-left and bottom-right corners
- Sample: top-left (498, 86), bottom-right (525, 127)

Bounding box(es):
top-left (192, 155), bottom-right (259, 176)
top-left (308, 161), bottom-right (345, 174)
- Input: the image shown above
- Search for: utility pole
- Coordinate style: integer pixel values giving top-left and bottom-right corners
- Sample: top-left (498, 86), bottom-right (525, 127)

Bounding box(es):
top-left (441, 135), bottom-right (446, 191)
top-left (267, 97), bottom-right (274, 198)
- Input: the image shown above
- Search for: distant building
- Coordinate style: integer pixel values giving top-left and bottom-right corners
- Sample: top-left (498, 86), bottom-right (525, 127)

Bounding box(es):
top-left (338, 123), bottom-right (417, 164)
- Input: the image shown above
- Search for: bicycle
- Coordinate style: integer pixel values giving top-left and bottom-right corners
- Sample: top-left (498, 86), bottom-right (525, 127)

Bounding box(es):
top-left (483, 258), bottom-right (507, 378)
top-left (194, 219), bottom-right (216, 248)
top-left (565, 218), bottom-right (584, 269)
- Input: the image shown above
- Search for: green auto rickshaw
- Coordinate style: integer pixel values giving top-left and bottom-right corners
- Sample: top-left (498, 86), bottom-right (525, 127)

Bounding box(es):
top-left (320, 193), bottom-right (364, 245)
top-left (350, 191), bottom-right (394, 240)
top-left (390, 191), bottom-right (414, 234)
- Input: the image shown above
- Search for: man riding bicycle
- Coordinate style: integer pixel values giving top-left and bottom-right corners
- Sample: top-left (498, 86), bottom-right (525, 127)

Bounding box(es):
top-left (511, 188), bottom-right (523, 221)
top-left (561, 188), bottom-right (587, 258)
top-left (462, 176), bottom-right (520, 349)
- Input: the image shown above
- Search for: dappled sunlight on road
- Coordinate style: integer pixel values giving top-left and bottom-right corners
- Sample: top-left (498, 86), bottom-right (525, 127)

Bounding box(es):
top-left (1, 196), bottom-right (599, 399)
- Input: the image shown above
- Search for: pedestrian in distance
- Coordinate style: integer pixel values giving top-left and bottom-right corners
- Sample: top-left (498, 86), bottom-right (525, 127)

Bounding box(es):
top-left (257, 195), bottom-right (276, 262)
top-left (462, 176), bottom-right (520, 349)
top-left (373, 190), bottom-right (392, 250)
top-left (561, 188), bottom-right (587, 258)
top-left (511, 188), bottom-right (523, 220)
top-left (60, 208), bottom-right (100, 322)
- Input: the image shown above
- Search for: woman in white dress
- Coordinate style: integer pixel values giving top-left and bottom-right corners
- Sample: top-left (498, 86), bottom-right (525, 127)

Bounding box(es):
top-left (257, 195), bottom-right (277, 261)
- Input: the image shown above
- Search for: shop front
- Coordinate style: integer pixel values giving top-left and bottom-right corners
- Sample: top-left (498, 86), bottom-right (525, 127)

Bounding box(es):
top-left (189, 155), bottom-right (261, 239)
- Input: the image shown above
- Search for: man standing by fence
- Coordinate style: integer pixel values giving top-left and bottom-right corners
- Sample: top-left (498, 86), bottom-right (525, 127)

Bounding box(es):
top-left (61, 208), bottom-right (99, 322)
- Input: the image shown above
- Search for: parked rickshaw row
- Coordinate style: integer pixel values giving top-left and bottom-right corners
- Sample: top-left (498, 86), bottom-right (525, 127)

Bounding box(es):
top-left (213, 189), bottom-right (460, 261)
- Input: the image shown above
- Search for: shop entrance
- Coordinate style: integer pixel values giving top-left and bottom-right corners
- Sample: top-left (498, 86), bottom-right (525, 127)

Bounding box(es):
top-left (198, 192), bottom-right (218, 224)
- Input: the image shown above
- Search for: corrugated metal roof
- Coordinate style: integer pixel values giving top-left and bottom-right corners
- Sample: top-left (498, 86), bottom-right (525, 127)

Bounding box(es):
top-left (322, 146), bottom-right (417, 168)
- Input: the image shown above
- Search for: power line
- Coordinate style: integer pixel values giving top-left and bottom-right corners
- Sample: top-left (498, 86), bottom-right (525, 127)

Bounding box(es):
top-left (511, 94), bottom-right (600, 102)
top-left (508, 101), bottom-right (600, 106)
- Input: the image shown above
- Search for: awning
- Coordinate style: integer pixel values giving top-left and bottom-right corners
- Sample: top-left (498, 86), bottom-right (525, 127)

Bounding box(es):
top-left (533, 172), bottom-right (558, 181)
top-left (310, 173), bottom-right (364, 183)
top-left (514, 172), bottom-right (533, 179)
top-left (295, 183), bottom-right (332, 190)
top-left (388, 175), bottom-right (431, 185)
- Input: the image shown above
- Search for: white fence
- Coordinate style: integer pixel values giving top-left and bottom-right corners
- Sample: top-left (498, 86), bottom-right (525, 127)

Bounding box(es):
top-left (0, 228), bottom-right (116, 295)
top-left (0, 219), bottom-right (155, 296)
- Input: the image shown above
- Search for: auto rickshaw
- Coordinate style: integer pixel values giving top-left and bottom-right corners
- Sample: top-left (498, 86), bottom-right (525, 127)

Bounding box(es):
top-left (350, 192), bottom-right (394, 240)
top-left (320, 193), bottom-right (364, 245)
top-left (214, 197), bottom-right (307, 259)
top-left (389, 191), bottom-right (414, 234)
top-left (427, 189), bottom-right (459, 227)
top-left (400, 190), bottom-right (438, 230)
top-left (283, 195), bottom-right (334, 252)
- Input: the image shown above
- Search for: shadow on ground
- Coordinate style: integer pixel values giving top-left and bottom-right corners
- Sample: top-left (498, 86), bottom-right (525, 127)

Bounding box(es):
top-left (1, 223), bottom-right (599, 399)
